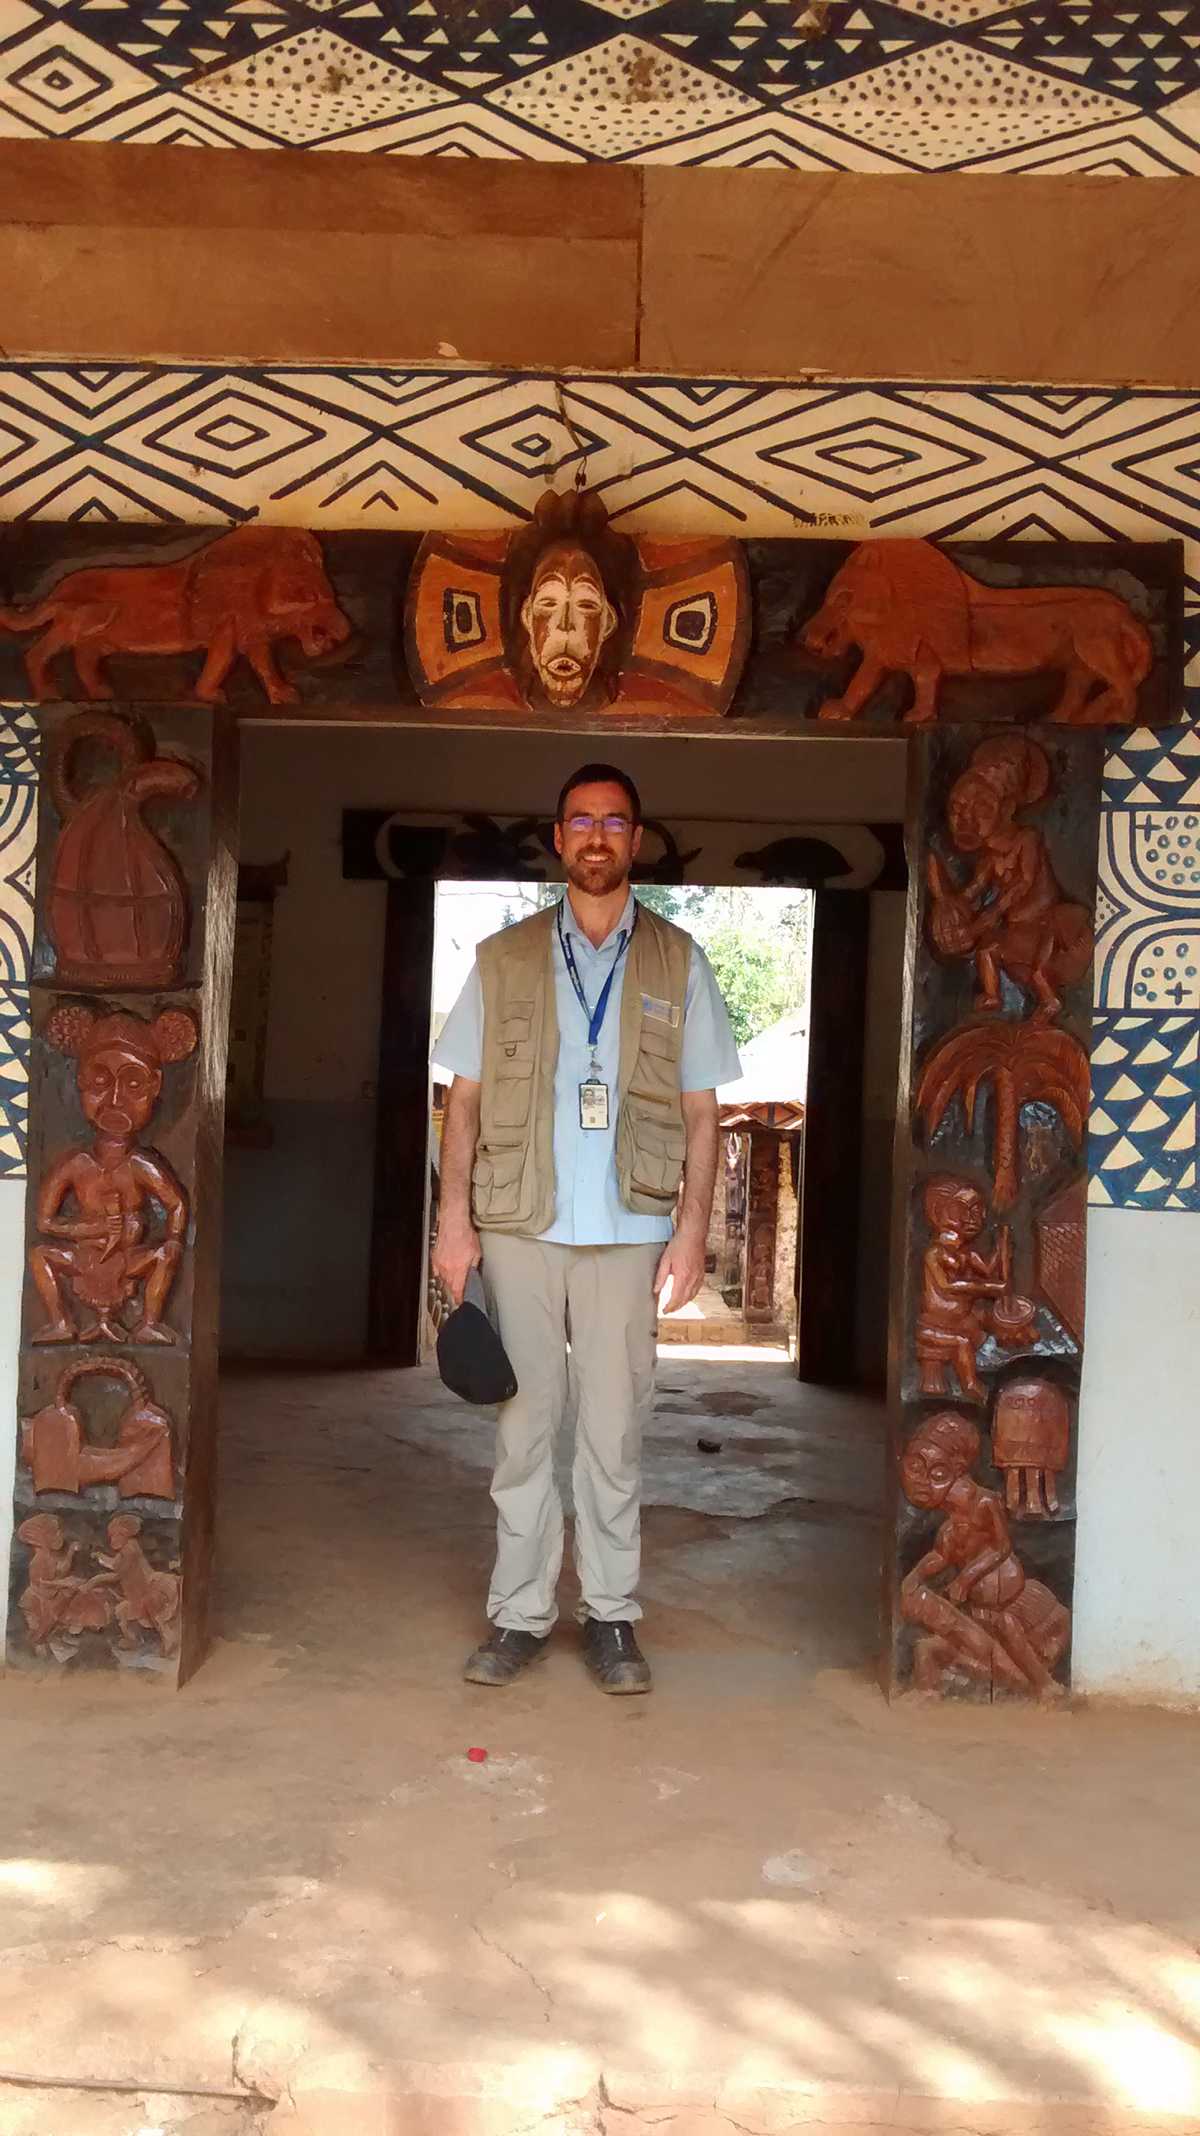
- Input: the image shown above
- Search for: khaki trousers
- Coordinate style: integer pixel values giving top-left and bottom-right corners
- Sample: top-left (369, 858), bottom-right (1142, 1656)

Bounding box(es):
top-left (478, 1233), bottom-right (661, 1635)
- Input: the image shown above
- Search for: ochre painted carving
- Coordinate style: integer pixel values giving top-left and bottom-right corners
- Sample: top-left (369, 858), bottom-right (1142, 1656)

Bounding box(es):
top-left (927, 736), bottom-right (1092, 1021)
top-left (96, 1514), bottom-right (181, 1658)
top-left (992, 1376), bottom-right (1071, 1519)
top-left (0, 526), bottom-right (351, 704)
top-left (917, 1020), bottom-right (1089, 1211)
top-left (29, 1005), bottom-right (197, 1346)
top-left (1034, 1176), bottom-right (1086, 1345)
top-left (915, 1176), bottom-right (1034, 1401)
top-left (406, 488), bottom-right (749, 719)
top-left (802, 538), bottom-right (1152, 726)
top-left (899, 1410), bottom-right (1070, 1701)
top-left (15, 1512), bottom-right (180, 1661)
top-left (15, 1514), bottom-right (112, 1656)
top-left (21, 1356), bottom-right (174, 1500)
top-left (47, 712), bottom-right (198, 989)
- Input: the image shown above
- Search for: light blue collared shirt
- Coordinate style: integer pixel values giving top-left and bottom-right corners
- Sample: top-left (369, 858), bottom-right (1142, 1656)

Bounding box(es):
top-left (432, 892), bottom-right (741, 1245)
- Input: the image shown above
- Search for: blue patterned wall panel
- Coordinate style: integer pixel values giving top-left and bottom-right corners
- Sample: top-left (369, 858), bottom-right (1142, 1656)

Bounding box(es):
top-left (0, 1), bottom-right (1198, 171)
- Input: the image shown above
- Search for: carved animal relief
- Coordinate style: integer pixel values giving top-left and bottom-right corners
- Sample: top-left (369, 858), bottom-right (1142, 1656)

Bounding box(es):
top-left (803, 538), bottom-right (1153, 727)
top-left (0, 526), bottom-right (351, 705)
top-left (29, 1004), bottom-right (196, 1347)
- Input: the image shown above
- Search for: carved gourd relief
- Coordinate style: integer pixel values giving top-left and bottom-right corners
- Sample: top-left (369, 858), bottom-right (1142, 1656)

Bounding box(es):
top-left (46, 712), bottom-right (198, 990)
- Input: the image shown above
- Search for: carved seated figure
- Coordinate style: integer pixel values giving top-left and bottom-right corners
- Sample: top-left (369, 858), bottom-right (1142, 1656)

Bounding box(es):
top-left (915, 1176), bottom-right (1034, 1401)
top-left (899, 1410), bottom-right (1069, 1702)
top-left (29, 1005), bottom-right (196, 1347)
top-left (16, 1513), bottom-right (112, 1656)
top-left (94, 1514), bottom-right (181, 1658)
top-left (926, 735), bottom-right (1091, 1022)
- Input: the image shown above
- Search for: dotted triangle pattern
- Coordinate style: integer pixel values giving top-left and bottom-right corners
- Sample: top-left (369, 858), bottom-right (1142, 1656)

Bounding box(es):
top-left (1089, 1011), bottom-right (1200, 1209)
top-left (1, 0), bottom-right (1199, 168)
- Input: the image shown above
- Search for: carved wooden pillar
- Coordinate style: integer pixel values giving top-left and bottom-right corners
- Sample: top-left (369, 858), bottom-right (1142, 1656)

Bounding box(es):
top-left (368, 876), bottom-right (436, 1367)
top-left (743, 1128), bottom-right (780, 1325)
top-left (7, 704), bottom-right (237, 1686)
top-left (796, 891), bottom-right (870, 1385)
top-left (883, 726), bottom-right (1100, 1703)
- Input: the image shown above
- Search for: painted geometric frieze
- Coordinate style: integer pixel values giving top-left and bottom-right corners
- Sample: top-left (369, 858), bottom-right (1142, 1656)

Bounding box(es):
top-left (1, 1), bottom-right (1199, 173)
top-left (1, 373), bottom-right (1200, 558)
top-left (0, 366), bottom-right (1196, 1213)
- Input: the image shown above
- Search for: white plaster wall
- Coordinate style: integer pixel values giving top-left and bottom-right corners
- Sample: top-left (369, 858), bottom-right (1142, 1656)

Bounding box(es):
top-left (1073, 1206), bottom-right (1200, 1703)
top-left (0, 1178), bottom-right (26, 1611)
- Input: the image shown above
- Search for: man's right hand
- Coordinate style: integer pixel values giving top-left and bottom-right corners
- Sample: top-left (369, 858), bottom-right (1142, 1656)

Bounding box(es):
top-left (432, 1218), bottom-right (482, 1307)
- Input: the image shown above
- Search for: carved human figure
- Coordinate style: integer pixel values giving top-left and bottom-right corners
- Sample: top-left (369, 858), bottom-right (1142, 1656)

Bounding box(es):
top-left (21, 1356), bottom-right (174, 1500)
top-left (915, 1176), bottom-right (1034, 1401)
top-left (991, 1375), bottom-right (1071, 1519)
top-left (15, 1514), bottom-right (112, 1656)
top-left (899, 1410), bottom-right (1070, 1701)
top-left (29, 1005), bottom-right (197, 1346)
top-left (94, 1514), bottom-right (181, 1658)
top-left (927, 736), bottom-right (1091, 1021)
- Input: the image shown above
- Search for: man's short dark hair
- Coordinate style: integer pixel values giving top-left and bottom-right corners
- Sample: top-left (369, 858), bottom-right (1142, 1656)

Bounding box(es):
top-left (556, 763), bottom-right (642, 827)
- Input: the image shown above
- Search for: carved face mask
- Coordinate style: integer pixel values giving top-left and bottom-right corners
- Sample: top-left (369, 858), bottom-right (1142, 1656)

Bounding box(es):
top-left (78, 1043), bottom-right (162, 1140)
top-left (520, 543), bottom-right (616, 707)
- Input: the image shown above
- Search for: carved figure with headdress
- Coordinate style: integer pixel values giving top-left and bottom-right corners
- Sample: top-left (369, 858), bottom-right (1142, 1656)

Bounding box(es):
top-left (926, 734), bottom-right (1092, 1021)
top-left (29, 1004), bottom-right (196, 1346)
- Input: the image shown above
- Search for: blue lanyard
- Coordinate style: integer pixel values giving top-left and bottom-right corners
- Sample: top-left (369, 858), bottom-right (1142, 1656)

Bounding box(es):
top-left (557, 899), bottom-right (639, 1053)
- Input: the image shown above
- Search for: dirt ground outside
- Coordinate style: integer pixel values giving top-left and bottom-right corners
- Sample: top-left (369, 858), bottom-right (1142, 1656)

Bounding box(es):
top-left (0, 1358), bottom-right (1198, 2136)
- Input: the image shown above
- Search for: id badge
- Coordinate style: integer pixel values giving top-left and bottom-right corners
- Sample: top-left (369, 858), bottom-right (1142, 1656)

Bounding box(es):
top-left (579, 1079), bottom-right (610, 1130)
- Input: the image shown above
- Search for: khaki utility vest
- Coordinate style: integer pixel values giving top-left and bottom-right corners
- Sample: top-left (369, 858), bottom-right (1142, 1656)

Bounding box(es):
top-left (473, 900), bottom-right (691, 1236)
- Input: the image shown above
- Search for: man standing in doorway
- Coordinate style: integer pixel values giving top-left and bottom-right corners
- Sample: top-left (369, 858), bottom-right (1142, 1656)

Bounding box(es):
top-left (432, 765), bottom-right (740, 1695)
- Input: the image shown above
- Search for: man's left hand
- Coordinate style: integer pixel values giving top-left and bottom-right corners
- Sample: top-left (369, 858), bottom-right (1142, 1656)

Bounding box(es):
top-left (653, 1227), bottom-right (706, 1315)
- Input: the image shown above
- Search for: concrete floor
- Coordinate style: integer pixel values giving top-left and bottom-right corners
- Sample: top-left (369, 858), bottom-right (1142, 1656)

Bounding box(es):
top-left (0, 1357), bottom-right (1199, 2136)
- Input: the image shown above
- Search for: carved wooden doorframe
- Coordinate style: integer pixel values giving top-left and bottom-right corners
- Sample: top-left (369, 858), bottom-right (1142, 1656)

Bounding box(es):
top-left (0, 517), bottom-right (1179, 1697)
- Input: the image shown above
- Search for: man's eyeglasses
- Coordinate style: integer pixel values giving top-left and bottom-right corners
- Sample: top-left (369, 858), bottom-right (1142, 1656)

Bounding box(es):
top-left (564, 814), bottom-right (632, 836)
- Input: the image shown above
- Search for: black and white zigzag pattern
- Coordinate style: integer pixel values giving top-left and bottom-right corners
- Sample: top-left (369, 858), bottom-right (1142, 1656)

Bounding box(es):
top-left (1, 0), bottom-right (1198, 171)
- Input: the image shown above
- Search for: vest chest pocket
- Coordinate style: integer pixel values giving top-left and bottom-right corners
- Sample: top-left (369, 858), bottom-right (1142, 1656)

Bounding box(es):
top-left (489, 1036), bottom-right (536, 1130)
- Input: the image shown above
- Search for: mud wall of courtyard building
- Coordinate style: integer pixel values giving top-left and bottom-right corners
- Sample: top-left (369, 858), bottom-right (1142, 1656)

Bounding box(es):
top-left (0, 363), bottom-right (1197, 1698)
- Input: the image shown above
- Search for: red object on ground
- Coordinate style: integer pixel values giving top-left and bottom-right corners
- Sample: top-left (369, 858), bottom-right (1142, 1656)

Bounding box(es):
top-left (467, 1746), bottom-right (488, 1763)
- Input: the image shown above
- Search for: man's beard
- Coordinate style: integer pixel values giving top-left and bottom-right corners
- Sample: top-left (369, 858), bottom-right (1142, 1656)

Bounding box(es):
top-left (565, 849), bottom-right (629, 898)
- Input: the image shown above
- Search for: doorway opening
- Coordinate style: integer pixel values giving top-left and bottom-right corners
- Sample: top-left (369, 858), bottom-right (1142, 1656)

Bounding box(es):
top-left (216, 723), bottom-right (905, 1690)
